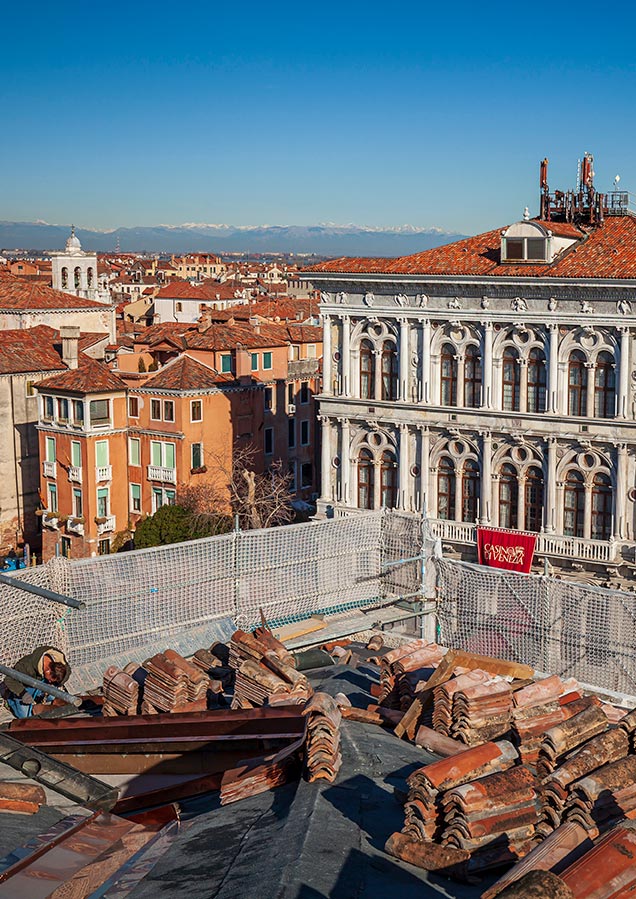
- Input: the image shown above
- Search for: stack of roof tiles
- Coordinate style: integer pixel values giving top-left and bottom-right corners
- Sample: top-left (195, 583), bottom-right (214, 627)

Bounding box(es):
top-left (400, 740), bottom-right (519, 845)
top-left (538, 716), bottom-right (631, 838)
top-left (379, 640), bottom-right (444, 709)
top-left (433, 670), bottom-right (492, 735)
top-left (141, 650), bottom-right (209, 713)
top-left (535, 703), bottom-right (609, 779)
top-left (441, 766), bottom-right (539, 853)
top-left (511, 676), bottom-right (585, 766)
top-left (102, 666), bottom-right (139, 716)
top-left (302, 692), bottom-right (342, 783)
top-left (229, 628), bottom-right (311, 708)
top-left (451, 678), bottom-right (514, 745)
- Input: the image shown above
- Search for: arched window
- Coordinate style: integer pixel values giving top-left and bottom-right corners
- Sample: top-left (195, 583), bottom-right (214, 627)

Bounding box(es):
top-left (74, 266), bottom-right (81, 289)
top-left (594, 352), bottom-right (616, 419)
top-left (357, 448), bottom-right (374, 510)
top-left (524, 466), bottom-right (544, 532)
top-left (437, 456), bottom-right (455, 520)
top-left (527, 348), bottom-right (546, 413)
top-left (87, 267), bottom-right (94, 287)
top-left (464, 345), bottom-right (482, 408)
top-left (591, 472), bottom-right (612, 540)
top-left (563, 469), bottom-right (585, 537)
top-left (502, 347), bottom-right (520, 411)
top-left (381, 341), bottom-right (398, 401)
top-left (462, 459), bottom-right (480, 522)
top-left (499, 463), bottom-right (518, 529)
top-left (380, 450), bottom-right (398, 508)
top-left (359, 339), bottom-right (375, 400)
top-left (568, 350), bottom-right (588, 417)
top-left (440, 344), bottom-right (457, 406)
top-left (61, 267), bottom-right (68, 289)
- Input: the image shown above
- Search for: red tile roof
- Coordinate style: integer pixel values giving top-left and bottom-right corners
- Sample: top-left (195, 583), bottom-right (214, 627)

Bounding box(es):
top-left (0, 325), bottom-right (65, 375)
top-left (0, 271), bottom-right (108, 309)
top-left (139, 354), bottom-right (232, 391)
top-left (155, 281), bottom-right (241, 301)
top-left (36, 354), bottom-right (127, 393)
top-left (305, 216), bottom-right (636, 280)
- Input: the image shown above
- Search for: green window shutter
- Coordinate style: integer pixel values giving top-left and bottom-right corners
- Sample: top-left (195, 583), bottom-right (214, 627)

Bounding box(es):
top-left (164, 442), bottom-right (175, 469)
top-left (71, 441), bottom-right (81, 468)
top-left (151, 441), bottom-right (162, 467)
top-left (46, 436), bottom-right (56, 462)
top-left (95, 440), bottom-right (109, 467)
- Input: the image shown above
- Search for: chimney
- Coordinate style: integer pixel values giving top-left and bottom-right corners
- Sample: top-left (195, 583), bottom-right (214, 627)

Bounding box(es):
top-left (60, 325), bottom-right (80, 370)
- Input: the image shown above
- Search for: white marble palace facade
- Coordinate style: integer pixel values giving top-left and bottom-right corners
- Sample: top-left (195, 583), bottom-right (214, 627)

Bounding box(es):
top-left (305, 212), bottom-right (636, 585)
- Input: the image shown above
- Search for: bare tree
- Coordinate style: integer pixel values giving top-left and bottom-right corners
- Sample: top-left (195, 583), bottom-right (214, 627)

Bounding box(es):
top-left (180, 442), bottom-right (294, 532)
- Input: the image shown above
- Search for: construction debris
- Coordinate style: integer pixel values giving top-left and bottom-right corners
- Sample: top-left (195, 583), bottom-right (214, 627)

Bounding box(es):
top-left (229, 628), bottom-right (311, 708)
top-left (0, 782), bottom-right (46, 815)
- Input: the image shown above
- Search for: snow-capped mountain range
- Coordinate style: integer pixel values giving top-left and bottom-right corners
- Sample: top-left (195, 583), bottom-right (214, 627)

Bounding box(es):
top-left (0, 220), bottom-right (465, 257)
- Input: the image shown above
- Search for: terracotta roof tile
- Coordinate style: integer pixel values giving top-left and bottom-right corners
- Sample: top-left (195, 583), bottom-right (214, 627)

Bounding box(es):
top-left (0, 325), bottom-right (65, 375)
top-left (0, 271), bottom-right (108, 309)
top-left (155, 281), bottom-right (241, 301)
top-left (140, 354), bottom-right (232, 391)
top-left (305, 216), bottom-right (636, 280)
top-left (36, 354), bottom-right (127, 393)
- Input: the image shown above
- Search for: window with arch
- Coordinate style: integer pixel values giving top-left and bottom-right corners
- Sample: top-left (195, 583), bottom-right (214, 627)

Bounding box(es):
top-left (74, 266), bottom-right (81, 289)
top-left (381, 341), bottom-right (398, 401)
top-left (380, 450), bottom-right (398, 508)
top-left (594, 351), bottom-right (616, 419)
top-left (61, 267), bottom-right (68, 289)
top-left (563, 469), bottom-right (585, 537)
top-left (568, 350), bottom-right (588, 417)
top-left (591, 472), bottom-right (612, 540)
top-left (527, 348), bottom-right (546, 413)
top-left (357, 448), bottom-right (374, 510)
top-left (359, 339), bottom-right (375, 400)
top-left (502, 347), bottom-right (520, 411)
top-left (524, 466), bottom-right (544, 532)
top-left (437, 456), bottom-right (455, 520)
top-left (440, 344), bottom-right (457, 406)
top-left (464, 345), bottom-right (482, 408)
top-left (462, 459), bottom-right (480, 522)
top-left (499, 463), bottom-right (518, 529)
top-left (87, 267), bottom-right (94, 287)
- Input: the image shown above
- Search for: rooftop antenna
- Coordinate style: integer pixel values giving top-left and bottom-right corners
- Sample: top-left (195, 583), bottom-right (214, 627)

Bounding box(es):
top-left (614, 175), bottom-right (621, 189)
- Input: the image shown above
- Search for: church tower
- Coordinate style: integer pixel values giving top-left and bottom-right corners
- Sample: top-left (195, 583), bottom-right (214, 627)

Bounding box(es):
top-left (51, 227), bottom-right (108, 303)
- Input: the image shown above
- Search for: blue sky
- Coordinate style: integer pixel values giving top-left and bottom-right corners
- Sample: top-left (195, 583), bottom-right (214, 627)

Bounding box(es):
top-left (2, 0), bottom-right (636, 234)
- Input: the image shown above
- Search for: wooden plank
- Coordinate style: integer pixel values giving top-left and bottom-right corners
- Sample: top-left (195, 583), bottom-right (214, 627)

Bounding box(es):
top-left (272, 617), bottom-right (326, 643)
top-left (283, 606), bottom-right (416, 651)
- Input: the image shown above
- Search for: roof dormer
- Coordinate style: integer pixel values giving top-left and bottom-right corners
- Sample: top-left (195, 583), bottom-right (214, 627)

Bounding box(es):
top-left (501, 218), bottom-right (581, 264)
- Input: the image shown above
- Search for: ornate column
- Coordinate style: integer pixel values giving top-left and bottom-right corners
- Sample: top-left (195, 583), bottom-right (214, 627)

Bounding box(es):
top-left (319, 416), bottom-right (332, 501)
top-left (548, 324), bottom-right (559, 414)
top-left (322, 314), bottom-right (332, 395)
top-left (419, 426), bottom-right (430, 513)
top-left (619, 327), bottom-right (630, 419)
top-left (399, 318), bottom-right (409, 402)
top-left (398, 423), bottom-right (408, 509)
top-left (546, 437), bottom-right (558, 533)
top-left (482, 321), bottom-right (493, 409)
top-left (454, 463), bottom-right (463, 522)
top-left (421, 319), bottom-right (431, 404)
top-left (583, 476), bottom-right (593, 541)
top-left (373, 458), bottom-right (382, 509)
top-left (456, 354), bottom-right (466, 408)
top-left (585, 361), bottom-right (595, 418)
top-left (518, 358), bottom-right (528, 413)
top-left (517, 472), bottom-right (526, 531)
top-left (480, 430), bottom-right (492, 524)
top-left (338, 417), bottom-right (350, 504)
top-left (616, 443), bottom-right (628, 539)
top-left (341, 316), bottom-right (351, 397)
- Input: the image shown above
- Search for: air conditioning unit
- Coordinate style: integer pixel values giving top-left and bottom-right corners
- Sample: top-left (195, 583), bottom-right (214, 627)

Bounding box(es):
top-left (287, 404), bottom-right (296, 415)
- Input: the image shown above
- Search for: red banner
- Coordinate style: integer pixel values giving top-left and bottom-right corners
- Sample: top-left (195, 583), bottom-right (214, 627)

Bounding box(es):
top-left (476, 526), bottom-right (537, 574)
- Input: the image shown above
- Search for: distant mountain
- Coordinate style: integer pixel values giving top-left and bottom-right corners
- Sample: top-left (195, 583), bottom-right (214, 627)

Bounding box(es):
top-left (0, 220), bottom-right (467, 257)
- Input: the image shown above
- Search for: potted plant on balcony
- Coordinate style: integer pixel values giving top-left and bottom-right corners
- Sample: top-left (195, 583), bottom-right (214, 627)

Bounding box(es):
top-left (94, 516), bottom-right (108, 525)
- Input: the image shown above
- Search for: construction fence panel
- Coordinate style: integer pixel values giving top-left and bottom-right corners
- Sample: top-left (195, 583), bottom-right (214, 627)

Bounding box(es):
top-left (435, 557), bottom-right (636, 695)
top-left (0, 564), bottom-right (71, 667)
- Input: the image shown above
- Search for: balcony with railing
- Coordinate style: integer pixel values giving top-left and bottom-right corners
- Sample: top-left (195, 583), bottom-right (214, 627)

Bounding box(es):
top-left (428, 518), bottom-right (620, 564)
top-left (68, 466), bottom-right (82, 484)
top-left (41, 511), bottom-right (59, 529)
top-left (42, 460), bottom-right (57, 478)
top-left (147, 465), bottom-right (177, 484)
top-left (95, 465), bottom-right (112, 482)
top-left (96, 515), bottom-right (116, 535)
top-left (66, 518), bottom-right (84, 536)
